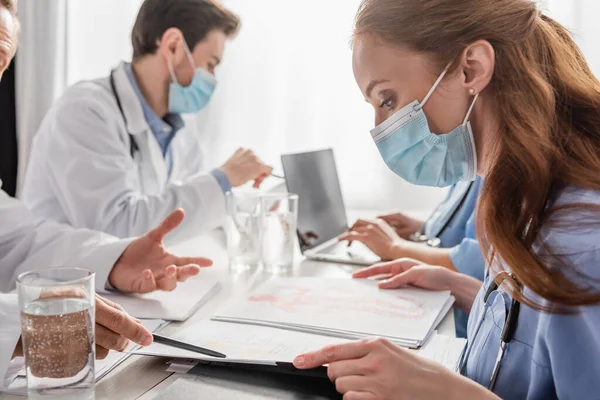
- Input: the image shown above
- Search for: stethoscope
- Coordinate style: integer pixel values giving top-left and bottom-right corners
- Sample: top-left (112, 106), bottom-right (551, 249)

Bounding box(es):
top-left (458, 271), bottom-right (522, 392)
top-left (109, 69), bottom-right (139, 158)
top-left (409, 181), bottom-right (475, 248)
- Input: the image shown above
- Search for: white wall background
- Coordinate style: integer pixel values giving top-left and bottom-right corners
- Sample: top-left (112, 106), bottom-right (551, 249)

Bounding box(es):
top-left (16, 0), bottom-right (600, 212)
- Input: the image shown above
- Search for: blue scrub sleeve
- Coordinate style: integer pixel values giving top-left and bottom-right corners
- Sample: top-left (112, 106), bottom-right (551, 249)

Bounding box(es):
top-left (528, 249), bottom-right (600, 400)
top-left (210, 169), bottom-right (233, 193)
top-left (449, 238), bottom-right (485, 282)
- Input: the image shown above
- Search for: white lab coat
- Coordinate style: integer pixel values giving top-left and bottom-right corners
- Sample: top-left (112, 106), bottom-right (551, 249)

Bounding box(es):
top-left (0, 185), bottom-right (129, 391)
top-left (22, 62), bottom-right (227, 244)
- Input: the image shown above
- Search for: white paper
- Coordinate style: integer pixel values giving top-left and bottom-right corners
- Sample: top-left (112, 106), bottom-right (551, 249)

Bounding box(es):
top-left (417, 332), bottom-right (467, 371)
top-left (134, 320), bottom-right (351, 365)
top-left (213, 278), bottom-right (453, 345)
top-left (104, 277), bottom-right (221, 321)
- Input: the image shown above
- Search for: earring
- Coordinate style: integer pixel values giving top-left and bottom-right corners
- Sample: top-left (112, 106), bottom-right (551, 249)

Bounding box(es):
top-left (469, 88), bottom-right (476, 95)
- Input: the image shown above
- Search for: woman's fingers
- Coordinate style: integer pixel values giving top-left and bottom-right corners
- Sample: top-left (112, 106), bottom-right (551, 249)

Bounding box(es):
top-left (294, 340), bottom-right (372, 369)
top-left (96, 345), bottom-right (109, 360)
top-left (95, 324), bottom-right (129, 353)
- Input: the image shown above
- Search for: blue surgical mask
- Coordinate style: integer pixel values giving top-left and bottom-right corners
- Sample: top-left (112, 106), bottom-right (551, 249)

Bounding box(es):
top-left (167, 42), bottom-right (217, 114)
top-left (370, 65), bottom-right (478, 187)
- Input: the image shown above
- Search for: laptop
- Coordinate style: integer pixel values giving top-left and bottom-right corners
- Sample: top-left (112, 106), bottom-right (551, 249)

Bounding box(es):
top-left (281, 149), bottom-right (380, 266)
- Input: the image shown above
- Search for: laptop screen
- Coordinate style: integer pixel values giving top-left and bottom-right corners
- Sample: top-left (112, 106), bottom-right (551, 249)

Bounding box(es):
top-left (281, 149), bottom-right (349, 252)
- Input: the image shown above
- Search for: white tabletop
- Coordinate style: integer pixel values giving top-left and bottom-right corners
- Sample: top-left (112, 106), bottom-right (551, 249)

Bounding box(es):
top-left (1, 212), bottom-right (453, 400)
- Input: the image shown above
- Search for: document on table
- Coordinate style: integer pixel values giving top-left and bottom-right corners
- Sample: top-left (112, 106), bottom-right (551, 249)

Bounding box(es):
top-left (104, 277), bottom-right (221, 321)
top-left (212, 277), bottom-right (454, 348)
top-left (417, 332), bottom-right (467, 371)
top-left (3, 319), bottom-right (167, 396)
top-left (157, 325), bottom-right (466, 376)
top-left (134, 320), bottom-right (351, 365)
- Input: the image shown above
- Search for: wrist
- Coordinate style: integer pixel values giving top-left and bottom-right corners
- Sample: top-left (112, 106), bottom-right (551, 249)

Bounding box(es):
top-left (447, 270), bottom-right (481, 314)
top-left (219, 166), bottom-right (236, 186)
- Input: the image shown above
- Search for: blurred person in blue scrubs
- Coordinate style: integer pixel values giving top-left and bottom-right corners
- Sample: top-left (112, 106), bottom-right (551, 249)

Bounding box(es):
top-left (344, 178), bottom-right (484, 280)
top-left (293, 0), bottom-right (600, 399)
top-left (22, 0), bottom-right (272, 244)
top-left (345, 178), bottom-right (484, 337)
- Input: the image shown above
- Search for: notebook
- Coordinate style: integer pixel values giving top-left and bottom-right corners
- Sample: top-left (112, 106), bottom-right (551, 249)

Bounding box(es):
top-left (212, 277), bottom-right (454, 348)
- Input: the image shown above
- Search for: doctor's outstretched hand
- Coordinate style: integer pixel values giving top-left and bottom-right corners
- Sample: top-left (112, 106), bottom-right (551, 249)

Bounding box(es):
top-left (293, 338), bottom-right (497, 400)
top-left (108, 209), bottom-right (213, 293)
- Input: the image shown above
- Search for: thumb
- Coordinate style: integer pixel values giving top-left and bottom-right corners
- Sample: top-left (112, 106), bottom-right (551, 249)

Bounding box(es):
top-left (378, 268), bottom-right (420, 289)
top-left (147, 209), bottom-right (185, 242)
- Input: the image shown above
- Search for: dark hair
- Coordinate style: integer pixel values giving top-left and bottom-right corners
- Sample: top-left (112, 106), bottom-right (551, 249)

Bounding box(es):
top-left (1, 0), bottom-right (16, 14)
top-left (131, 0), bottom-right (240, 60)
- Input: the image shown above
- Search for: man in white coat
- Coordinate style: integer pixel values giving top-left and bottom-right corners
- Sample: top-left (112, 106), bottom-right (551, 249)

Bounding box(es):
top-left (0, 0), bottom-right (214, 389)
top-left (23, 0), bottom-right (273, 243)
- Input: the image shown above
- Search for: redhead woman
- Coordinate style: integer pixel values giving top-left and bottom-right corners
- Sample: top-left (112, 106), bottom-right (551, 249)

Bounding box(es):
top-left (293, 0), bottom-right (600, 399)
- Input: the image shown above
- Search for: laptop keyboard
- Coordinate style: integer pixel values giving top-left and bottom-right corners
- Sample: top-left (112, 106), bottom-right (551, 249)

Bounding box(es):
top-left (323, 241), bottom-right (375, 258)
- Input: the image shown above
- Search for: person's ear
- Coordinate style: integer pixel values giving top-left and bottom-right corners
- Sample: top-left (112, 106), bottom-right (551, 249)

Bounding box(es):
top-left (459, 40), bottom-right (495, 95)
top-left (157, 28), bottom-right (185, 65)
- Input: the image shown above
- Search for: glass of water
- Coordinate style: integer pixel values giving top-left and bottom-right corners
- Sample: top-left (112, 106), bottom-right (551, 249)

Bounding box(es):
top-left (17, 268), bottom-right (96, 400)
top-left (225, 191), bottom-right (263, 271)
top-left (261, 193), bottom-right (299, 271)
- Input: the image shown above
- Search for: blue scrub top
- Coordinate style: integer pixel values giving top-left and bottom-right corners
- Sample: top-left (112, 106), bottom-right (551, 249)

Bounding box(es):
top-left (424, 177), bottom-right (485, 337)
top-left (463, 186), bottom-right (600, 399)
top-left (424, 178), bottom-right (481, 248)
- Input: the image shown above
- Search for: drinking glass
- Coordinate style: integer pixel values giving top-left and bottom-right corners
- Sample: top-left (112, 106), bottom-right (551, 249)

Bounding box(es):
top-left (260, 193), bottom-right (298, 271)
top-left (225, 191), bottom-right (262, 271)
top-left (17, 268), bottom-right (96, 400)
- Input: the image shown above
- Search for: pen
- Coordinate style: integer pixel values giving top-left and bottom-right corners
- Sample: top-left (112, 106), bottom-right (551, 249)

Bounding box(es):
top-left (152, 334), bottom-right (227, 359)
top-left (270, 173), bottom-right (285, 179)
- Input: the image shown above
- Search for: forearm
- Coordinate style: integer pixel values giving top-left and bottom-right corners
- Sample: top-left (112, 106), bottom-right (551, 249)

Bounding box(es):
top-left (446, 372), bottom-right (501, 400)
top-left (447, 270), bottom-right (482, 314)
top-left (391, 241), bottom-right (457, 271)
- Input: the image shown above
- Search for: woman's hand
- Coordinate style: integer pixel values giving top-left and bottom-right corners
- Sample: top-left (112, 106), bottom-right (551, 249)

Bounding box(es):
top-left (377, 212), bottom-right (424, 240)
top-left (94, 295), bottom-right (153, 360)
top-left (353, 258), bottom-right (455, 291)
top-left (354, 259), bottom-right (482, 313)
top-left (109, 209), bottom-right (213, 293)
top-left (18, 291), bottom-right (152, 379)
top-left (341, 219), bottom-right (406, 261)
top-left (293, 338), bottom-right (498, 400)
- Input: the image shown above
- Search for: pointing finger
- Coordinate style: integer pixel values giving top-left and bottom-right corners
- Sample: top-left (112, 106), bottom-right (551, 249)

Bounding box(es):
top-left (352, 263), bottom-right (394, 279)
top-left (95, 297), bottom-right (153, 346)
top-left (378, 269), bottom-right (419, 289)
top-left (294, 340), bottom-right (372, 369)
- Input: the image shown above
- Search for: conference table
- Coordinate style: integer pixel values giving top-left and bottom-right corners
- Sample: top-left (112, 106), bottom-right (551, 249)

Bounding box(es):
top-left (1, 212), bottom-right (455, 400)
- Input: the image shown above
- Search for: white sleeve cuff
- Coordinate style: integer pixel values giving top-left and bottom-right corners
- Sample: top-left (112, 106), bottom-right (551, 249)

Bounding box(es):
top-left (0, 294), bottom-right (22, 392)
